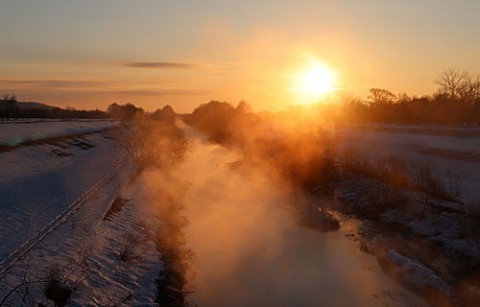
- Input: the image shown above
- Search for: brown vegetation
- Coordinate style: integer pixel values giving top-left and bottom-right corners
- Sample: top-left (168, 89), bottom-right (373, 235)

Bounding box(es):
top-left (186, 100), bottom-right (339, 193)
top-left (115, 115), bottom-right (189, 171)
top-left (340, 149), bottom-right (465, 203)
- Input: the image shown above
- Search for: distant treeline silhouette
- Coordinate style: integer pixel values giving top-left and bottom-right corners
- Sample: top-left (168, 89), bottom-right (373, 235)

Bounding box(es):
top-left (0, 94), bottom-right (108, 120)
top-left (3, 69), bottom-right (479, 124)
top-left (341, 69), bottom-right (480, 125)
top-left (15, 107), bottom-right (108, 120)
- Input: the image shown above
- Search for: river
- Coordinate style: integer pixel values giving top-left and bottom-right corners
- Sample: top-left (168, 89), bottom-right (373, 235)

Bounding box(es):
top-left (171, 134), bottom-right (426, 307)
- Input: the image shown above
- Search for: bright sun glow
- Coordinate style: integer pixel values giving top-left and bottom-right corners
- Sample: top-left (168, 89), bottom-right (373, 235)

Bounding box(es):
top-left (289, 60), bottom-right (337, 105)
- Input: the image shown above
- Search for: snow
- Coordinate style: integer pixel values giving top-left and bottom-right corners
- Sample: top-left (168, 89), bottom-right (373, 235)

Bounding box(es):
top-left (0, 131), bottom-right (125, 261)
top-left (332, 125), bottom-right (480, 303)
top-left (2, 121), bottom-right (478, 305)
top-left (336, 124), bottom-right (480, 201)
top-left (0, 160), bottom-right (162, 305)
top-left (0, 127), bottom-right (162, 305)
top-left (382, 249), bottom-right (450, 294)
top-left (0, 119), bottom-right (119, 146)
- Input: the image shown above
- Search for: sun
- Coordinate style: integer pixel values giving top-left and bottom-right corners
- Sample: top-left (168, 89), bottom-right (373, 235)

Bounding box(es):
top-left (289, 60), bottom-right (337, 105)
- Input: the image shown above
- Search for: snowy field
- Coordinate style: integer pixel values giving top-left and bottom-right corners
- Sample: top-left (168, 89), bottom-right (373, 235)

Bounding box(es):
top-left (0, 131), bottom-right (125, 260)
top-left (336, 124), bottom-right (480, 200)
top-left (0, 119), bottom-right (119, 146)
top-left (335, 124), bottom-right (480, 305)
top-left (1, 122), bottom-right (480, 305)
top-left (0, 123), bottom-right (164, 305)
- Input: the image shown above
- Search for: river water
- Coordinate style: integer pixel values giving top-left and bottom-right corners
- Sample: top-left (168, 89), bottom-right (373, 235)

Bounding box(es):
top-left (174, 134), bottom-right (426, 307)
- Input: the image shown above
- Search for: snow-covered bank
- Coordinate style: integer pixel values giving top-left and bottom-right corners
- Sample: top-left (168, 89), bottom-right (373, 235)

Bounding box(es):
top-left (333, 124), bottom-right (480, 305)
top-left (379, 250), bottom-right (451, 295)
top-left (336, 124), bottom-right (480, 200)
top-left (0, 120), bottom-right (119, 146)
top-left (0, 158), bottom-right (163, 305)
top-left (0, 122), bottom-right (167, 304)
top-left (0, 131), bottom-right (126, 263)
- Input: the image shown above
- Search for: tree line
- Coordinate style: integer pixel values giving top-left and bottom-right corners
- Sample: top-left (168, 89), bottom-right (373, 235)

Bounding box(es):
top-left (3, 68), bottom-right (480, 125)
top-left (0, 94), bottom-right (108, 120)
top-left (341, 69), bottom-right (480, 125)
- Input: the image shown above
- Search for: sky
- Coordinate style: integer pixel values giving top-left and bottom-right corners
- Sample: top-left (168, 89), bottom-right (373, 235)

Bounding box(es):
top-left (1, 0), bottom-right (479, 112)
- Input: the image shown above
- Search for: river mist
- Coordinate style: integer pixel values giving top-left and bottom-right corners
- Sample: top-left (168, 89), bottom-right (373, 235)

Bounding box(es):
top-left (138, 127), bottom-right (423, 306)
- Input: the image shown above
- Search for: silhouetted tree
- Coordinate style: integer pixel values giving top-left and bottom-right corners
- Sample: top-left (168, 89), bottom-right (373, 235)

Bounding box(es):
top-left (458, 74), bottom-right (480, 104)
top-left (116, 116), bottom-right (189, 170)
top-left (236, 100), bottom-right (251, 114)
top-left (152, 105), bottom-right (176, 123)
top-left (107, 102), bottom-right (144, 120)
top-left (435, 69), bottom-right (468, 101)
top-left (0, 94), bottom-right (19, 120)
top-left (337, 69), bottom-right (480, 125)
top-left (368, 88), bottom-right (396, 106)
top-left (397, 92), bottom-right (412, 103)
top-left (186, 101), bottom-right (237, 143)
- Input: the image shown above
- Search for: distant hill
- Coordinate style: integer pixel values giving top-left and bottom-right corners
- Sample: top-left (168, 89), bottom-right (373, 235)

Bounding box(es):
top-left (15, 101), bottom-right (60, 111)
top-left (0, 99), bottom-right (107, 119)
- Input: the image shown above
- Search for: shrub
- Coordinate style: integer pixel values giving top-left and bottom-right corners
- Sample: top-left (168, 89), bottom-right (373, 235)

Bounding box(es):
top-left (445, 167), bottom-right (465, 202)
top-left (117, 232), bottom-right (141, 262)
top-left (358, 182), bottom-right (408, 217)
top-left (116, 116), bottom-right (190, 170)
top-left (44, 267), bottom-right (72, 307)
top-left (341, 149), bottom-right (372, 177)
top-left (409, 162), bottom-right (448, 200)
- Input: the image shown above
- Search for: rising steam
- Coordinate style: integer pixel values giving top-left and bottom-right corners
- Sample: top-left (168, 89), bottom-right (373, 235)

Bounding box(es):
top-left (138, 122), bottom-right (420, 307)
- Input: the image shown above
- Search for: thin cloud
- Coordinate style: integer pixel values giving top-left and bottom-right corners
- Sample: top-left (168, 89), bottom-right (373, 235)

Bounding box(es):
top-left (2, 87), bottom-right (210, 97)
top-left (124, 62), bottom-right (197, 69)
top-left (114, 89), bottom-right (211, 96)
top-left (0, 80), bottom-right (101, 88)
top-left (0, 80), bottom-right (209, 96)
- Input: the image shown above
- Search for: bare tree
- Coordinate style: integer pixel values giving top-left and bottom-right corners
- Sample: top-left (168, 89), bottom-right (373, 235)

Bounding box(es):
top-left (367, 88), bottom-right (396, 105)
top-left (396, 92), bottom-right (411, 103)
top-left (454, 74), bottom-right (480, 104)
top-left (470, 75), bottom-right (480, 103)
top-left (435, 69), bottom-right (468, 100)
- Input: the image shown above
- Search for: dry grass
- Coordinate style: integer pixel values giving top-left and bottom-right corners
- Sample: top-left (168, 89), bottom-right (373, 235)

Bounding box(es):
top-left (354, 181), bottom-right (408, 217)
top-left (340, 149), bottom-right (464, 203)
top-left (117, 232), bottom-right (141, 262)
top-left (457, 201), bottom-right (480, 245)
top-left (445, 167), bottom-right (466, 201)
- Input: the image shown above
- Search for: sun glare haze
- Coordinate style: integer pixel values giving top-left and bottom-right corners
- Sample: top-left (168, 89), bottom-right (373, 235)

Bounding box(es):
top-left (1, 1), bottom-right (479, 111)
top-left (289, 59), bottom-right (338, 105)
top-left (2, 1), bottom-right (480, 306)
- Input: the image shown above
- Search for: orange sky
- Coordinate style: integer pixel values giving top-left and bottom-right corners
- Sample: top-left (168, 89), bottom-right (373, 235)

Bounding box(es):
top-left (1, 1), bottom-right (479, 112)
